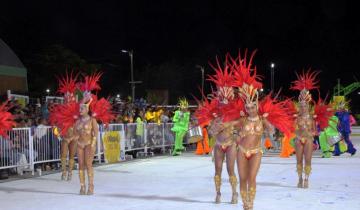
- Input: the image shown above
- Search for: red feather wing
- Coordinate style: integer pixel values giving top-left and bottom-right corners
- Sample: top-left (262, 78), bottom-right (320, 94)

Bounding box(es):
top-left (314, 98), bottom-right (334, 130)
top-left (90, 97), bottom-right (115, 125)
top-left (0, 101), bottom-right (16, 137)
top-left (49, 102), bottom-right (79, 135)
top-left (259, 95), bottom-right (295, 136)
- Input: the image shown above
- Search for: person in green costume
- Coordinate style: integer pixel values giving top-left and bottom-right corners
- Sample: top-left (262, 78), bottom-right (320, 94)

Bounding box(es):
top-left (319, 115), bottom-right (340, 158)
top-left (171, 98), bottom-right (190, 155)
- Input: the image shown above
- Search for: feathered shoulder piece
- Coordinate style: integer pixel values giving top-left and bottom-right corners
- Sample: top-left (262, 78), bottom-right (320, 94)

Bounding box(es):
top-left (291, 69), bottom-right (320, 91)
top-left (0, 101), bottom-right (16, 137)
top-left (221, 98), bottom-right (245, 122)
top-left (194, 95), bottom-right (220, 126)
top-left (57, 71), bottom-right (79, 95)
top-left (90, 96), bottom-right (115, 126)
top-left (284, 99), bottom-right (298, 118)
top-left (49, 102), bottom-right (79, 135)
top-left (258, 95), bottom-right (295, 136)
top-left (314, 98), bottom-right (334, 130)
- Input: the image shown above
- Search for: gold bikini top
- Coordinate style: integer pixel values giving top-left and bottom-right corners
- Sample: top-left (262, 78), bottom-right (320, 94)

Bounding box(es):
top-left (76, 117), bottom-right (94, 135)
top-left (238, 116), bottom-right (264, 138)
top-left (295, 115), bottom-right (314, 138)
top-left (296, 115), bottom-right (314, 130)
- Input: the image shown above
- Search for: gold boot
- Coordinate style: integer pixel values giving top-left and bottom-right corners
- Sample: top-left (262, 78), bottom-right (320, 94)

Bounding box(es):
top-left (87, 168), bottom-right (94, 195)
top-left (248, 187), bottom-right (256, 210)
top-left (296, 164), bottom-right (303, 188)
top-left (229, 175), bottom-right (238, 204)
top-left (61, 158), bottom-right (67, 181)
top-left (67, 159), bottom-right (75, 181)
top-left (214, 175), bottom-right (221, 203)
top-left (240, 190), bottom-right (249, 210)
top-left (304, 165), bottom-right (311, 189)
top-left (79, 170), bottom-right (86, 195)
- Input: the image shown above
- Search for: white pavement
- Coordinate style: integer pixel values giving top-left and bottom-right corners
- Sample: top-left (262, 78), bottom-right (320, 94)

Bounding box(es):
top-left (1, 140), bottom-right (360, 210)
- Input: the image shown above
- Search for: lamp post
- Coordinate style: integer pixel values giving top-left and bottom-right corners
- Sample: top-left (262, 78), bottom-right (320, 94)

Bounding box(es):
top-left (196, 65), bottom-right (205, 92)
top-left (122, 49), bottom-right (141, 102)
top-left (46, 88), bottom-right (50, 96)
top-left (270, 62), bottom-right (275, 92)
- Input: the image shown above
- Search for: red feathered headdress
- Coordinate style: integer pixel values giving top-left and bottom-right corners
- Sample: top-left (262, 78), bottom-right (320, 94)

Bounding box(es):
top-left (231, 50), bottom-right (263, 108)
top-left (207, 55), bottom-right (235, 103)
top-left (231, 49), bottom-right (263, 89)
top-left (78, 72), bottom-right (102, 93)
top-left (291, 69), bottom-right (320, 105)
top-left (57, 71), bottom-right (79, 103)
top-left (0, 101), bottom-right (16, 137)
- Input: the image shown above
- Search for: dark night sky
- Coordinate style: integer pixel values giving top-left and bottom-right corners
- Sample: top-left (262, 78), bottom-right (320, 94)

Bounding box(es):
top-left (1, 0), bottom-right (360, 106)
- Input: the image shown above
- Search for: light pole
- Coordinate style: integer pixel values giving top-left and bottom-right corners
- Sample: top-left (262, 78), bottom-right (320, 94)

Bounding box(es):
top-left (196, 65), bottom-right (205, 92)
top-left (46, 88), bottom-right (50, 96)
top-left (270, 62), bottom-right (275, 92)
top-left (122, 49), bottom-right (141, 102)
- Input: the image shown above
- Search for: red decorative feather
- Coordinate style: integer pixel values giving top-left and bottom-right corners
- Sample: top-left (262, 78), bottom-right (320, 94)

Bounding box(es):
top-left (194, 98), bottom-right (220, 126)
top-left (221, 98), bottom-right (245, 122)
top-left (90, 97), bottom-right (115, 125)
top-left (57, 71), bottom-right (79, 94)
top-left (49, 102), bottom-right (80, 135)
top-left (207, 55), bottom-right (235, 87)
top-left (231, 50), bottom-right (263, 89)
top-left (78, 72), bottom-right (102, 92)
top-left (291, 69), bottom-right (320, 91)
top-left (314, 98), bottom-right (334, 130)
top-left (284, 99), bottom-right (298, 118)
top-left (259, 95), bottom-right (295, 136)
top-left (0, 101), bottom-right (16, 137)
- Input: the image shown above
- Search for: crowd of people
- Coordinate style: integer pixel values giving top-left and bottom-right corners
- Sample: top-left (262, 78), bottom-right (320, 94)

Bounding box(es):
top-left (0, 94), bottom-right (198, 180)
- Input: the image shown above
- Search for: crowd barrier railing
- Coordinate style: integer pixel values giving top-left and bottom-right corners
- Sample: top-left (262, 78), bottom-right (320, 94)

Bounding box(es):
top-left (0, 122), bottom-right (181, 175)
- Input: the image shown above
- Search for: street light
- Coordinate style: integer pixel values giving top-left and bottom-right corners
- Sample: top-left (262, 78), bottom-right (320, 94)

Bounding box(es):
top-left (196, 65), bottom-right (205, 92)
top-left (46, 88), bottom-right (50, 95)
top-left (121, 49), bottom-right (142, 102)
top-left (270, 62), bottom-right (275, 92)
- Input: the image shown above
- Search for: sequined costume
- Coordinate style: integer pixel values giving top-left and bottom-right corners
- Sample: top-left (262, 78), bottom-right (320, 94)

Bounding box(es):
top-left (290, 70), bottom-right (333, 189)
top-left (49, 71), bottom-right (79, 181)
top-left (229, 50), bottom-right (293, 210)
top-left (74, 72), bottom-right (114, 195)
top-left (195, 51), bottom-right (294, 209)
top-left (195, 56), bottom-right (239, 204)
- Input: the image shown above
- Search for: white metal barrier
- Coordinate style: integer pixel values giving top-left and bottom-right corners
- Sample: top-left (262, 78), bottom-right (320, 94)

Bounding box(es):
top-left (0, 128), bottom-right (33, 174)
top-left (0, 122), bottom-right (187, 175)
top-left (33, 126), bottom-right (61, 165)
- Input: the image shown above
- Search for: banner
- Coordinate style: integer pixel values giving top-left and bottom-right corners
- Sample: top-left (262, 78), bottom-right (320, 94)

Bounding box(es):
top-left (102, 131), bottom-right (121, 163)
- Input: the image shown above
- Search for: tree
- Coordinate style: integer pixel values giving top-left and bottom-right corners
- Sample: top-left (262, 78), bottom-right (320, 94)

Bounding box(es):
top-left (25, 44), bottom-right (101, 96)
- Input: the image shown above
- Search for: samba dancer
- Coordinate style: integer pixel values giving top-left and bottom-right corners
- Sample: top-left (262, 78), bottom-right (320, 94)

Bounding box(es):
top-left (290, 70), bottom-right (332, 188)
top-left (74, 73), bottom-right (114, 195)
top-left (227, 51), bottom-right (294, 210)
top-left (196, 56), bottom-right (241, 204)
top-left (50, 72), bottom-right (79, 181)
